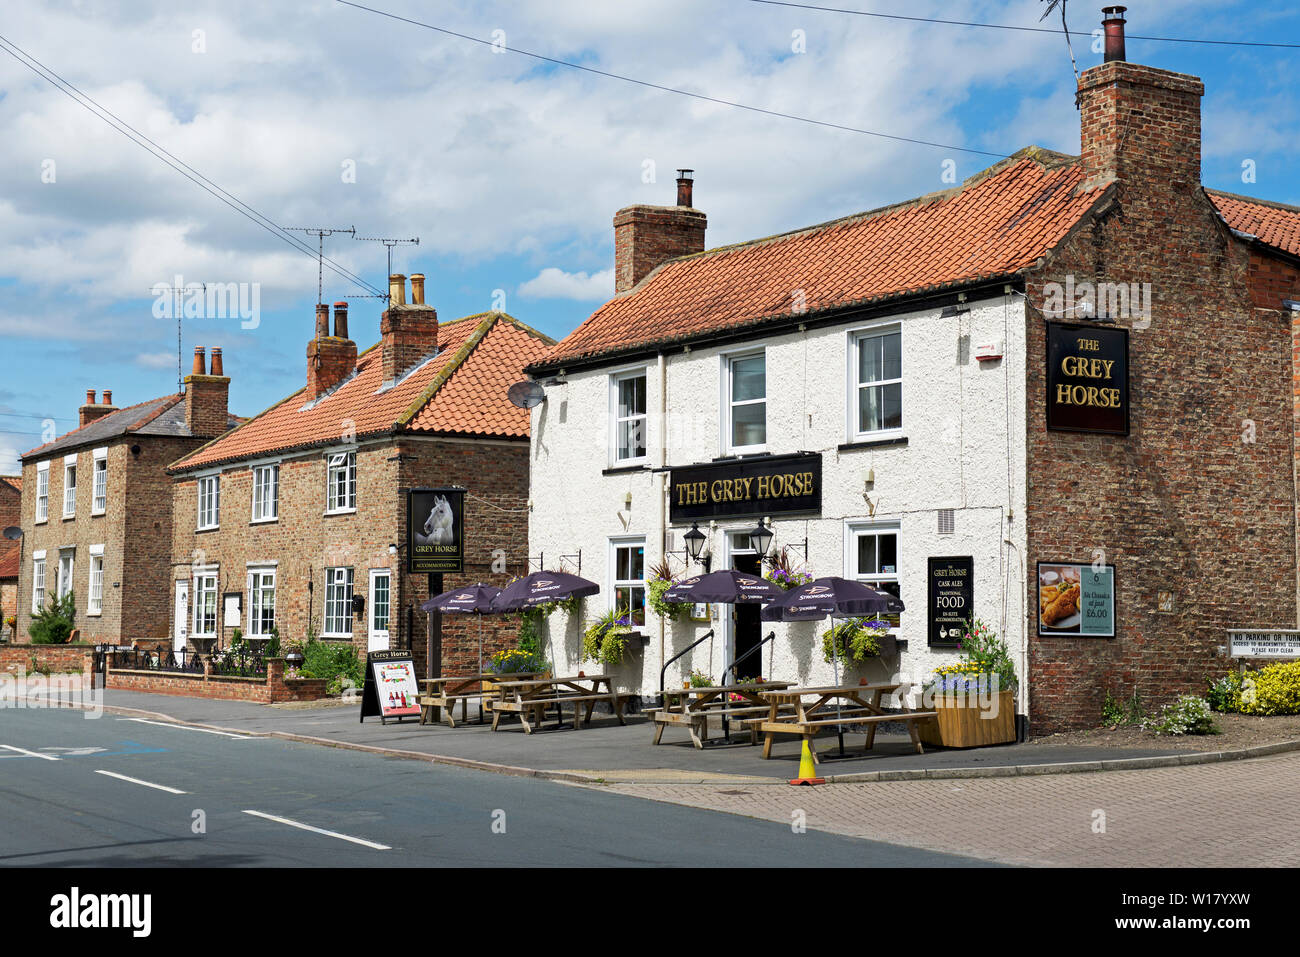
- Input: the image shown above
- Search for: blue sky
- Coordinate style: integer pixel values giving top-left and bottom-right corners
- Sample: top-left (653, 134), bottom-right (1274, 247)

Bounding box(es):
top-left (2, 0), bottom-right (1299, 470)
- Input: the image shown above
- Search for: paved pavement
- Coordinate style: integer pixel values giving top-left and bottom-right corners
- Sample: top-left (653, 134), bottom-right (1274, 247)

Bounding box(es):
top-left (0, 708), bottom-right (986, 867)
top-left (69, 688), bottom-right (1183, 782)
top-left (596, 752), bottom-right (1300, 867)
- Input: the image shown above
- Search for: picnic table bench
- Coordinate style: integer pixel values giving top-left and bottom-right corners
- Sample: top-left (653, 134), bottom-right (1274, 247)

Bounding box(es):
top-left (755, 683), bottom-right (937, 764)
top-left (648, 681), bottom-right (794, 749)
top-left (418, 672), bottom-right (544, 727)
top-left (488, 674), bottom-right (625, 733)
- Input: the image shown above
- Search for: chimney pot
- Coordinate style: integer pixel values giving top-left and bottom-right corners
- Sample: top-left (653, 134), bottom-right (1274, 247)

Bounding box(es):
top-left (315, 303), bottom-right (330, 339)
top-left (1102, 5), bottom-right (1127, 63)
top-left (410, 274), bottom-right (425, 306)
top-left (103, 390), bottom-right (112, 406)
top-left (389, 274), bottom-right (407, 306)
top-left (676, 169), bottom-right (695, 207)
top-left (85, 389), bottom-right (96, 406)
top-left (333, 301), bottom-right (349, 340)
top-left (209, 348), bottom-right (224, 377)
top-left (192, 346), bottom-right (206, 376)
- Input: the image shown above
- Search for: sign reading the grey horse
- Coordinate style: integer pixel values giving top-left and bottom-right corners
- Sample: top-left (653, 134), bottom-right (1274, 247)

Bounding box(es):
top-left (928, 556), bottom-right (973, 648)
top-left (669, 452), bottom-right (822, 522)
top-left (407, 487), bottom-right (465, 574)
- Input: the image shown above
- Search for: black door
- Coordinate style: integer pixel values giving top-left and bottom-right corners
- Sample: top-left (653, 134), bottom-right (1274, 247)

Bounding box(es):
top-left (732, 554), bottom-right (763, 680)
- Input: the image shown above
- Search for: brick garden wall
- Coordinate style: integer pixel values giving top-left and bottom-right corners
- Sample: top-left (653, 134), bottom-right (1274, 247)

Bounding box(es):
top-left (105, 657), bottom-right (328, 703)
top-left (0, 643), bottom-right (94, 675)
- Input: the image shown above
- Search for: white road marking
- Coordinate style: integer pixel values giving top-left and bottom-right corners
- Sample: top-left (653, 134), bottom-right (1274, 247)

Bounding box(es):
top-left (0, 744), bottom-right (60, 761)
top-left (93, 769), bottom-right (187, 794)
top-left (121, 718), bottom-right (251, 740)
top-left (241, 810), bottom-right (391, 850)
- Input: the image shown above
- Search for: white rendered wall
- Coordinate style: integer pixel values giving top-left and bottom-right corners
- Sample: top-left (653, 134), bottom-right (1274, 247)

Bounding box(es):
top-left (529, 294), bottom-right (1029, 711)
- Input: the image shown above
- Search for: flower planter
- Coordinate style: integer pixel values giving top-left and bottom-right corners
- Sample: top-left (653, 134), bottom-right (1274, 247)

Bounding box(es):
top-left (917, 689), bottom-right (1016, 748)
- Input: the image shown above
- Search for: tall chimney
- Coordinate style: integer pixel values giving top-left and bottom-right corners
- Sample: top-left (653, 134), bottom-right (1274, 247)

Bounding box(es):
top-left (78, 389), bottom-right (117, 427)
top-left (184, 345), bottom-right (231, 437)
top-left (1077, 8), bottom-right (1203, 192)
top-left (1102, 6), bottom-right (1127, 63)
top-left (614, 171), bottom-right (707, 295)
top-left (380, 272), bottom-right (439, 384)
top-left (306, 300), bottom-right (357, 401)
top-left (192, 347), bottom-right (206, 376)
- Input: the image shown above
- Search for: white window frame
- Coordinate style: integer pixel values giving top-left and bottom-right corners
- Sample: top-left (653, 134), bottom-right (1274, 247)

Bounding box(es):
top-left (251, 464), bottom-right (279, 523)
top-left (609, 537), bottom-right (647, 629)
top-left (848, 324), bottom-right (904, 441)
top-left (844, 520), bottom-right (901, 627)
top-left (31, 553), bottom-right (46, 613)
top-left (323, 567), bottom-right (355, 638)
top-left (722, 349), bottom-right (767, 455)
top-left (325, 451), bottom-right (357, 514)
top-left (247, 566), bottom-right (277, 637)
top-left (609, 368), bottom-right (649, 466)
top-left (197, 474), bottom-right (220, 530)
top-left (91, 448), bottom-right (108, 515)
top-left (35, 462), bottom-right (49, 524)
top-left (192, 566), bottom-right (218, 638)
top-left (56, 548), bottom-right (74, 599)
top-left (62, 454), bottom-right (77, 518)
top-left (369, 568), bottom-right (391, 636)
top-left (87, 545), bottom-right (105, 616)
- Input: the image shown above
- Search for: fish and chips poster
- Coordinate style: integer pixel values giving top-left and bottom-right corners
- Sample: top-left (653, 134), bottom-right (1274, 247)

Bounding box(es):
top-left (1037, 562), bottom-right (1115, 637)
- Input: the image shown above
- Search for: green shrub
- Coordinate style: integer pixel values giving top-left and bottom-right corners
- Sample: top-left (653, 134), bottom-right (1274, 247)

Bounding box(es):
top-left (1142, 695), bottom-right (1219, 736)
top-left (1102, 689), bottom-right (1145, 726)
top-left (301, 638), bottom-right (364, 693)
top-left (517, 609), bottom-right (543, 655)
top-left (1240, 661), bottom-right (1300, 716)
top-left (1205, 673), bottom-right (1243, 713)
top-left (29, 591), bottom-right (76, 645)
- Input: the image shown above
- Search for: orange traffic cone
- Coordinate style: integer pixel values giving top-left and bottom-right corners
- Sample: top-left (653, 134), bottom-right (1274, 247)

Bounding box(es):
top-left (789, 739), bottom-right (825, 786)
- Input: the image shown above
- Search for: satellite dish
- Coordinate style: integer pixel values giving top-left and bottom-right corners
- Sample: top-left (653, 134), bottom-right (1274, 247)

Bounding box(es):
top-left (3, 526), bottom-right (21, 541)
top-left (507, 380), bottom-right (546, 409)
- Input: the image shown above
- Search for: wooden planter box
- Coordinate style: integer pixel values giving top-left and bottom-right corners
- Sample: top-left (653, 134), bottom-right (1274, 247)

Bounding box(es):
top-left (917, 689), bottom-right (1016, 748)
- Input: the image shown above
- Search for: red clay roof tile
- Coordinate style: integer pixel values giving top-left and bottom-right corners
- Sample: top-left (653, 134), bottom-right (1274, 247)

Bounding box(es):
top-left (1209, 190), bottom-right (1300, 259)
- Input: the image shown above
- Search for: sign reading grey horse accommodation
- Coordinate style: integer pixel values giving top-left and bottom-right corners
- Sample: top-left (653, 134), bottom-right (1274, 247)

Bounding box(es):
top-left (407, 487), bottom-right (465, 574)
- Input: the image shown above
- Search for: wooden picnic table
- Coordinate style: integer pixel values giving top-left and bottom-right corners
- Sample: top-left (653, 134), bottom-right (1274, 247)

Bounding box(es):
top-left (488, 674), bottom-right (626, 734)
top-left (649, 681), bottom-right (793, 749)
top-left (756, 682), bottom-right (937, 764)
top-left (418, 672), bottom-right (544, 727)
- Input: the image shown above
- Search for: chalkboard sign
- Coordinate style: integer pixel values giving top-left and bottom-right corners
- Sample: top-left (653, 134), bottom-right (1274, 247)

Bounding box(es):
top-left (360, 649), bottom-right (421, 724)
top-left (928, 556), bottom-right (973, 648)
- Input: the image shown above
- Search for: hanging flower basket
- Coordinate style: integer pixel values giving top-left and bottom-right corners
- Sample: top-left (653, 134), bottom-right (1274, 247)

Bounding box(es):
top-left (821, 618), bottom-right (891, 663)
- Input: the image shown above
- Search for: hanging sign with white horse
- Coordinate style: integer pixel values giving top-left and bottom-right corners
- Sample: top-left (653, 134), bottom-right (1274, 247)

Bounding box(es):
top-left (407, 487), bottom-right (465, 573)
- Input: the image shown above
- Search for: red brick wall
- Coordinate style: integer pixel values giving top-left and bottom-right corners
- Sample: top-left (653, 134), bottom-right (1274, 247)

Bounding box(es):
top-left (1023, 62), bottom-right (1299, 733)
top-left (104, 657), bottom-right (328, 702)
top-left (613, 205), bottom-right (707, 294)
top-left (0, 643), bottom-right (94, 675)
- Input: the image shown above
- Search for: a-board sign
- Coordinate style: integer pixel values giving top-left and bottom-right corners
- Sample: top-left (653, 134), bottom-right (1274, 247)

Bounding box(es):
top-left (1037, 561), bottom-right (1116, 637)
top-left (360, 649), bottom-right (421, 724)
top-left (1228, 630), bottom-right (1300, 659)
top-left (407, 486), bottom-right (465, 574)
top-left (928, 556), bottom-right (973, 648)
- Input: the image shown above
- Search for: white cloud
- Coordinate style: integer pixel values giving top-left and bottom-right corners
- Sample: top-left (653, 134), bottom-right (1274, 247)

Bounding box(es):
top-left (518, 267), bottom-right (614, 301)
top-left (135, 351), bottom-right (177, 369)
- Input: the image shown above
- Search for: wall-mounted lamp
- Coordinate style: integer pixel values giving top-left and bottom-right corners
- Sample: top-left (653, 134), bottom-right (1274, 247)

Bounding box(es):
top-left (749, 517), bottom-right (774, 558)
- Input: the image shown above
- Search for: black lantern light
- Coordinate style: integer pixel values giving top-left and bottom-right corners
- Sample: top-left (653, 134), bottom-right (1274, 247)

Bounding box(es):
top-left (683, 522), bottom-right (707, 563)
top-left (749, 517), bottom-right (774, 558)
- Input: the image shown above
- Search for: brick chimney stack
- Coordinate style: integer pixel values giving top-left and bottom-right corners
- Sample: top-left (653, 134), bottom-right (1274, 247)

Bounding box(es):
top-left (1077, 7), bottom-right (1203, 193)
top-left (184, 346), bottom-right (231, 437)
top-left (380, 273), bottom-right (439, 384)
top-left (306, 302), bottom-right (358, 400)
top-left (78, 389), bottom-right (118, 427)
top-left (613, 169), bottom-right (707, 295)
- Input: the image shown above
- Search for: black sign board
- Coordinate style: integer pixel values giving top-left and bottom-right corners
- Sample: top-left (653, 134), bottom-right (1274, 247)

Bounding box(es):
top-left (1046, 322), bottom-right (1129, 435)
top-left (406, 487), bottom-right (465, 574)
top-left (928, 556), bottom-right (973, 648)
top-left (360, 649), bottom-right (421, 724)
top-left (669, 453), bottom-right (822, 523)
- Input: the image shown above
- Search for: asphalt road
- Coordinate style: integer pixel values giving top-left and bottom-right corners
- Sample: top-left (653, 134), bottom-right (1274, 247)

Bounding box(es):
top-left (0, 708), bottom-right (992, 867)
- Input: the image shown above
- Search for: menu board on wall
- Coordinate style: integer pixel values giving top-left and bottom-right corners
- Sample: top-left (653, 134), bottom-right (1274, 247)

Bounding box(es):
top-left (927, 556), bottom-right (973, 648)
top-left (1037, 562), bottom-right (1116, 637)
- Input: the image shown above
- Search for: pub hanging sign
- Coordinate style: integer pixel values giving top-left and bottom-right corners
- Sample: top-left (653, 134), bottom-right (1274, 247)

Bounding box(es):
top-left (1046, 322), bottom-right (1129, 435)
top-left (669, 453), bottom-right (822, 523)
top-left (406, 486), bottom-right (465, 574)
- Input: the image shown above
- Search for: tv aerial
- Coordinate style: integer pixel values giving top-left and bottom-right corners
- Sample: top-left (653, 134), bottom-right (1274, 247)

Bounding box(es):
top-left (354, 236), bottom-right (420, 301)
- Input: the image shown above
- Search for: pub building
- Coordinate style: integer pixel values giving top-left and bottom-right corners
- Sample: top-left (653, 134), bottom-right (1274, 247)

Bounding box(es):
top-left (524, 9), bottom-right (1300, 733)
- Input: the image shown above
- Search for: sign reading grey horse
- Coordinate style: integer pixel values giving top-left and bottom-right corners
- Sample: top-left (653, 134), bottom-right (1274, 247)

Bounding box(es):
top-left (407, 487), bottom-right (465, 574)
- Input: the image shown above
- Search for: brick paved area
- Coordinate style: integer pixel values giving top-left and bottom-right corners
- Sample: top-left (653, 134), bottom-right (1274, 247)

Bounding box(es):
top-left (598, 752), bottom-right (1300, 867)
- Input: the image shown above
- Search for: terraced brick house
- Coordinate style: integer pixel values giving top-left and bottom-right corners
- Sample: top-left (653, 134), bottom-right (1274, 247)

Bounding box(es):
top-left (1, 475), bottom-right (20, 636)
top-left (525, 11), bottom-right (1300, 733)
top-left (15, 362), bottom-right (240, 646)
top-left (167, 274), bottom-right (553, 677)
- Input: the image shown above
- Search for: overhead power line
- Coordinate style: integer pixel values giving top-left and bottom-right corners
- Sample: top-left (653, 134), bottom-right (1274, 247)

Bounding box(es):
top-left (742, 0), bottom-right (1300, 50)
top-left (334, 0), bottom-right (1008, 158)
top-left (0, 33), bottom-right (387, 299)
